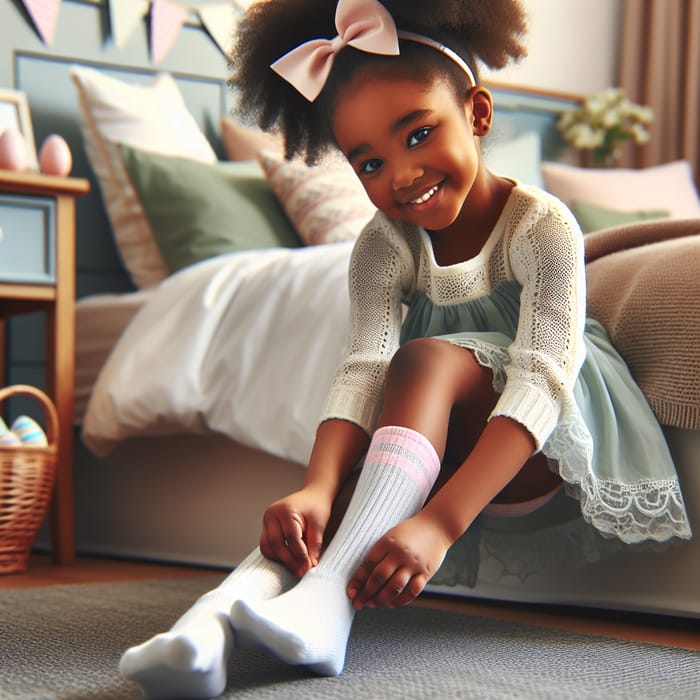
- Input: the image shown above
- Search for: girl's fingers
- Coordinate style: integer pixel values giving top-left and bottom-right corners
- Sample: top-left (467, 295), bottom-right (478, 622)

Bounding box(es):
top-left (369, 568), bottom-right (415, 608)
top-left (304, 519), bottom-right (324, 567)
top-left (348, 555), bottom-right (393, 609)
top-left (283, 515), bottom-right (308, 559)
top-left (387, 574), bottom-right (427, 608)
top-left (262, 516), bottom-right (303, 573)
top-left (349, 559), bottom-right (429, 609)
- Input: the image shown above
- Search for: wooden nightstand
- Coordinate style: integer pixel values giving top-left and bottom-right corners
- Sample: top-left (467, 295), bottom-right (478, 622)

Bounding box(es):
top-left (0, 169), bottom-right (90, 565)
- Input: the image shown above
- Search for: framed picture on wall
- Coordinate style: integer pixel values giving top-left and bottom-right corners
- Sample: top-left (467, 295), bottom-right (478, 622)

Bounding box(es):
top-left (0, 88), bottom-right (39, 171)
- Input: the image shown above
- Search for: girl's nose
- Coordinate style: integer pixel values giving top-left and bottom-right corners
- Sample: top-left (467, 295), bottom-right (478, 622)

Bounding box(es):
top-left (392, 163), bottom-right (424, 191)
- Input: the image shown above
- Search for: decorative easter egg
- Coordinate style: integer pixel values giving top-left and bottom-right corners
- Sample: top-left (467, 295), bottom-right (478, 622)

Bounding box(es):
top-left (39, 134), bottom-right (72, 176)
top-left (10, 415), bottom-right (48, 446)
top-left (0, 417), bottom-right (21, 446)
top-left (0, 431), bottom-right (21, 447)
top-left (0, 127), bottom-right (29, 171)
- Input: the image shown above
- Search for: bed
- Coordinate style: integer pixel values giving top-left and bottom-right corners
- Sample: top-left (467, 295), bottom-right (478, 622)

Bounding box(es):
top-left (6, 1), bottom-right (698, 620)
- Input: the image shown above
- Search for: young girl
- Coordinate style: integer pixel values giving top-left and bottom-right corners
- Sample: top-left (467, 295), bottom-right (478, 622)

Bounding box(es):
top-left (120, 0), bottom-right (691, 697)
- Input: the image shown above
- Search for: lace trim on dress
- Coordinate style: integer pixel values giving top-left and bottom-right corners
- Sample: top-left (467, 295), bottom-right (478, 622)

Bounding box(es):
top-left (544, 407), bottom-right (692, 543)
top-left (448, 337), bottom-right (693, 544)
top-left (444, 337), bottom-right (510, 393)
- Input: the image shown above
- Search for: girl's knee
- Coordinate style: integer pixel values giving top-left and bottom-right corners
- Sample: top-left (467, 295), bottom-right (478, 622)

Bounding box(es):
top-left (387, 338), bottom-right (493, 401)
top-left (389, 338), bottom-right (481, 380)
top-left (388, 338), bottom-right (450, 379)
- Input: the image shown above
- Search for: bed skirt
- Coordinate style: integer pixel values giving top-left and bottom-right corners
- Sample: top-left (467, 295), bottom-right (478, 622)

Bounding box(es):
top-left (36, 426), bottom-right (700, 618)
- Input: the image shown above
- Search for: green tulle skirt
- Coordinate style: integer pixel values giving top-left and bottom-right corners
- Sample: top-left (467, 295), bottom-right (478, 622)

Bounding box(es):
top-left (401, 281), bottom-right (691, 544)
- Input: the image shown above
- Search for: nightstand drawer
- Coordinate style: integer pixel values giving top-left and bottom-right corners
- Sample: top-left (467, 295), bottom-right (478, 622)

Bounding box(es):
top-left (0, 193), bottom-right (56, 284)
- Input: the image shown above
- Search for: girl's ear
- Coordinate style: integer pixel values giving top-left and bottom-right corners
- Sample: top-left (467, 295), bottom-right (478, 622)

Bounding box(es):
top-left (466, 87), bottom-right (494, 137)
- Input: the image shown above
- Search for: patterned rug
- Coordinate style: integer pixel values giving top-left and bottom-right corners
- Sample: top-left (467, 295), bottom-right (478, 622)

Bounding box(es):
top-left (1, 575), bottom-right (698, 699)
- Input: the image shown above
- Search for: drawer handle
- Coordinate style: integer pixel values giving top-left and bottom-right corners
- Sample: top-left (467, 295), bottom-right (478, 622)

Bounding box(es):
top-left (0, 225), bottom-right (3, 242)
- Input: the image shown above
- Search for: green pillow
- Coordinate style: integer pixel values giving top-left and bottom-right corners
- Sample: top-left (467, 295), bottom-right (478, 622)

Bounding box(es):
top-left (571, 199), bottom-right (671, 234)
top-left (118, 144), bottom-right (302, 273)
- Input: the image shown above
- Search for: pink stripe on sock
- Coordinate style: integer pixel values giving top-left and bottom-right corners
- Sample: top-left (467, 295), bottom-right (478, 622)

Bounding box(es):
top-left (366, 426), bottom-right (441, 502)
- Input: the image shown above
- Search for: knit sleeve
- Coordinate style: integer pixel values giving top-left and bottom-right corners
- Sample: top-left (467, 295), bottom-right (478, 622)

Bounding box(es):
top-left (320, 213), bottom-right (416, 434)
top-left (491, 194), bottom-right (587, 449)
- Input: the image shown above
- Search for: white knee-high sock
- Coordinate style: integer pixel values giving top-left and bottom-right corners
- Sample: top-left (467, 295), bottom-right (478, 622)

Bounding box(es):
top-left (119, 548), bottom-right (295, 699)
top-left (230, 426), bottom-right (441, 676)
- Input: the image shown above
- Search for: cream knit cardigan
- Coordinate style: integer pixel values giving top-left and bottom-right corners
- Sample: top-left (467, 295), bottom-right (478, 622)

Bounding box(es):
top-left (320, 185), bottom-right (587, 450)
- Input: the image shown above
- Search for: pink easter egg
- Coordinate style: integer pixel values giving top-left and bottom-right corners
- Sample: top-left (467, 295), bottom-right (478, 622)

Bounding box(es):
top-left (40, 134), bottom-right (73, 176)
top-left (0, 127), bottom-right (29, 171)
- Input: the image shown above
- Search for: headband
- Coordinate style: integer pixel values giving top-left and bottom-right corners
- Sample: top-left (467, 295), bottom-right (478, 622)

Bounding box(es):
top-left (270, 0), bottom-right (476, 102)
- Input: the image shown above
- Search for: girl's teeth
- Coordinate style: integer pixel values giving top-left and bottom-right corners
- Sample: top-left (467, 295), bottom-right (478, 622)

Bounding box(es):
top-left (411, 185), bottom-right (438, 205)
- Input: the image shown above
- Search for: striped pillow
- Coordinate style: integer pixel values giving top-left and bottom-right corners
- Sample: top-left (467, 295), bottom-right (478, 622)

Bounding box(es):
top-left (257, 150), bottom-right (376, 246)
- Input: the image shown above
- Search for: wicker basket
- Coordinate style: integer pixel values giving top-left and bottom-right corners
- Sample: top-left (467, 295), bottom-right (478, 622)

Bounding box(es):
top-left (0, 385), bottom-right (59, 574)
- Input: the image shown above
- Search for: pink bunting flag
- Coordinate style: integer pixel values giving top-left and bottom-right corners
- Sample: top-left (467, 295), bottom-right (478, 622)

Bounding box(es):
top-left (22, 0), bottom-right (61, 45)
top-left (150, 0), bottom-right (188, 64)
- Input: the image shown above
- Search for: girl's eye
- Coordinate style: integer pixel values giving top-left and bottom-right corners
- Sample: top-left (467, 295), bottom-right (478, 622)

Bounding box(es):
top-left (359, 158), bottom-right (383, 175)
top-left (408, 127), bottom-right (431, 147)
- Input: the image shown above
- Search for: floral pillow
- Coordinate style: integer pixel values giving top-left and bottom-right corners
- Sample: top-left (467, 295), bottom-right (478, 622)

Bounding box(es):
top-left (257, 150), bottom-right (377, 245)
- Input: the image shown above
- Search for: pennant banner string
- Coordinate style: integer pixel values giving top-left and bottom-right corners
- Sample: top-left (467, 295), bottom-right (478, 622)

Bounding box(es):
top-left (20, 0), bottom-right (241, 62)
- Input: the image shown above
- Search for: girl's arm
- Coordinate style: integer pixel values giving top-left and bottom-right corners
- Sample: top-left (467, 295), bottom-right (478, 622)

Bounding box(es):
top-left (260, 418), bottom-right (369, 577)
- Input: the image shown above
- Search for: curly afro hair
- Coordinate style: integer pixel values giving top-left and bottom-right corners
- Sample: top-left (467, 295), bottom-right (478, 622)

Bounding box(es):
top-left (228, 0), bottom-right (527, 162)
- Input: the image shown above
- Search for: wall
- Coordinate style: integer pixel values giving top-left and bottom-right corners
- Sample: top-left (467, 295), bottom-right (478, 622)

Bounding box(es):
top-left (481, 0), bottom-right (624, 96)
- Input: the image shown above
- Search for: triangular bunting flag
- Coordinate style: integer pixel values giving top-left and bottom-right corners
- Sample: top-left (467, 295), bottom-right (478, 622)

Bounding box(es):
top-left (150, 0), bottom-right (188, 64)
top-left (22, 0), bottom-right (61, 45)
top-left (232, 0), bottom-right (256, 11)
top-left (198, 2), bottom-right (236, 57)
top-left (109, 0), bottom-right (149, 50)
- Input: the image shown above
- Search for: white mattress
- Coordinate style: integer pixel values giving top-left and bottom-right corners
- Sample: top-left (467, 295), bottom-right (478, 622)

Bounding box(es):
top-left (74, 289), bottom-right (154, 423)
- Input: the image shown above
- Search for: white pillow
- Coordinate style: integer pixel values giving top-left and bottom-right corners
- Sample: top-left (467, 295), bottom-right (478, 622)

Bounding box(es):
top-left (71, 67), bottom-right (218, 288)
top-left (541, 160), bottom-right (700, 220)
top-left (257, 150), bottom-right (376, 245)
top-left (483, 131), bottom-right (544, 189)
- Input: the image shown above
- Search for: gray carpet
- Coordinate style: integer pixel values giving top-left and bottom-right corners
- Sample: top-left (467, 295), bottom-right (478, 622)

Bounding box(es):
top-left (1, 575), bottom-right (698, 700)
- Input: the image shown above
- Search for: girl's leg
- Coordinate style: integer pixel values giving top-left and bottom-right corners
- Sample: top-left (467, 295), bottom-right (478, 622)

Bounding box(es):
top-left (119, 548), bottom-right (295, 699)
top-left (230, 423), bottom-right (442, 676)
top-left (383, 338), bottom-right (561, 504)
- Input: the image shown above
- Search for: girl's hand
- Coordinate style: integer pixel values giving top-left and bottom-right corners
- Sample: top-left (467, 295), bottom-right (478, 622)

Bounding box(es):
top-left (347, 512), bottom-right (451, 609)
top-left (260, 486), bottom-right (332, 577)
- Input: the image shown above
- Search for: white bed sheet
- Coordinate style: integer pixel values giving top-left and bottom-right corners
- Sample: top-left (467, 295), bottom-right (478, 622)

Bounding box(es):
top-left (82, 243), bottom-right (355, 465)
top-left (74, 288), bottom-right (155, 424)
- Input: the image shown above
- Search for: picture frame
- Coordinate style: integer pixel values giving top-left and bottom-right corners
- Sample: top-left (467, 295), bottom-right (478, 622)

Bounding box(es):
top-left (0, 88), bottom-right (39, 171)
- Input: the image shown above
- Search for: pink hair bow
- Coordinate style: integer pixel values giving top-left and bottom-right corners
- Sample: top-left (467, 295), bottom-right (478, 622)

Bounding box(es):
top-left (271, 0), bottom-right (400, 101)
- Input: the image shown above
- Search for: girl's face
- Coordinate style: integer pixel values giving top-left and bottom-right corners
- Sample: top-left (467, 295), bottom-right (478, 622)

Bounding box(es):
top-left (332, 74), bottom-right (489, 233)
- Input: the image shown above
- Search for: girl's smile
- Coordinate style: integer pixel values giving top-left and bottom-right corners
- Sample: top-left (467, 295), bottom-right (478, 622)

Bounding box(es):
top-left (408, 184), bottom-right (440, 206)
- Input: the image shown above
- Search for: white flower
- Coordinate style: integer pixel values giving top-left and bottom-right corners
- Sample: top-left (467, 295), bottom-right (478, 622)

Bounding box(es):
top-left (601, 109), bottom-right (621, 128)
top-left (629, 123), bottom-right (651, 144)
top-left (566, 124), bottom-right (605, 149)
top-left (557, 88), bottom-right (653, 160)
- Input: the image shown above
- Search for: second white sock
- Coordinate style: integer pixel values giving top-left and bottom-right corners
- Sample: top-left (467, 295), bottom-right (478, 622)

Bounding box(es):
top-left (119, 548), bottom-right (295, 699)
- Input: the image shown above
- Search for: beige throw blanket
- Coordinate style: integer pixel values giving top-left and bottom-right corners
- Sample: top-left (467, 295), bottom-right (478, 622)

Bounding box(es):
top-left (584, 218), bottom-right (700, 431)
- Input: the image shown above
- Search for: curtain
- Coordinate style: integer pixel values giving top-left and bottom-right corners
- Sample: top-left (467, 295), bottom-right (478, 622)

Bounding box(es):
top-left (617, 0), bottom-right (700, 187)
